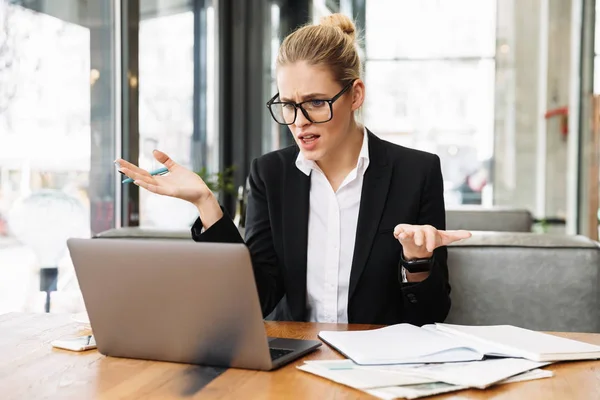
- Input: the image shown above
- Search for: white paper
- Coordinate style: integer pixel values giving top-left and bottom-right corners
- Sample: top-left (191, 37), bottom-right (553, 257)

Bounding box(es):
top-left (297, 361), bottom-right (435, 389)
top-left (368, 358), bottom-right (549, 389)
top-left (421, 324), bottom-right (510, 357)
top-left (299, 360), bottom-right (554, 399)
top-left (435, 323), bottom-right (600, 362)
top-left (318, 324), bottom-right (483, 365)
top-left (364, 368), bottom-right (553, 399)
top-left (366, 382), bottom-right (465, 400)
top-left (501, 368), bottom-right (553, 383)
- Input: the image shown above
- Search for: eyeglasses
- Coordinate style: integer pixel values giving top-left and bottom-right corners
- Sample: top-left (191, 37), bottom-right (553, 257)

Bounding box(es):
top-left (266, 80), bottom-right (355, 125)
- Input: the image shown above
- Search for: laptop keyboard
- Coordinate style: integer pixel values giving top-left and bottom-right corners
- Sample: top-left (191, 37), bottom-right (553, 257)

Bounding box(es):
top-left (269, 347), bottom-right (294, 361)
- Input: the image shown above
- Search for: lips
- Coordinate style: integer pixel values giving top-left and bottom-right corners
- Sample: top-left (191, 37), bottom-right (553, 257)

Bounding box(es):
top-left (298, 133), bottom-right (321, 142)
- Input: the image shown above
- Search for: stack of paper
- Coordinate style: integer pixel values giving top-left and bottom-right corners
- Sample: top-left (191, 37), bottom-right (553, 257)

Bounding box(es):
top-left (298, 359), bottom-right (553, 399)
top-left (301, 322), bottom-right (600, 398)
top-left (317, 323), bottom-right (600, 365)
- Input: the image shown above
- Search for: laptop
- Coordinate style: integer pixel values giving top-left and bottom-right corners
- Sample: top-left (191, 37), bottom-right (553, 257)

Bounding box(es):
top-left (66, 238), bottom-right (321, 371)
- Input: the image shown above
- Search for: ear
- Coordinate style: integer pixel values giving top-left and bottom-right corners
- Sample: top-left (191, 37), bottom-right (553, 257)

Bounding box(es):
top-left (350, 79), bottom-right (365, 111)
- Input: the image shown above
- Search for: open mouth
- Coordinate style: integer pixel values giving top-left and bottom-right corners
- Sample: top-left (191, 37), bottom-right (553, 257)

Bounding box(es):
top-left (299, 134), bottom-right (320, 144)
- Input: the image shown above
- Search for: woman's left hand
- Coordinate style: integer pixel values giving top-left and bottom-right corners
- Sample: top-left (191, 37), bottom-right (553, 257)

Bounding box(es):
top-left (394, 224), bottom-right (471, 260)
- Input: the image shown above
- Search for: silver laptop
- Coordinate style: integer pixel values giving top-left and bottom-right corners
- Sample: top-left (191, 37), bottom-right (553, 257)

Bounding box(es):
top-left (66, 238), bottom-right (321, 371)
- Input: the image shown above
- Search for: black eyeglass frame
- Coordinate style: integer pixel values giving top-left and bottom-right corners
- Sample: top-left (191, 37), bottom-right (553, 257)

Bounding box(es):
top-left (266, 79), bottom-right (356, 125)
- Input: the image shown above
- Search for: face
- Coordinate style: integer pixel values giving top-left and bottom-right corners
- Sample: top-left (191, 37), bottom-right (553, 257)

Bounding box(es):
top-left (275, 61), bottom-right (364, 162)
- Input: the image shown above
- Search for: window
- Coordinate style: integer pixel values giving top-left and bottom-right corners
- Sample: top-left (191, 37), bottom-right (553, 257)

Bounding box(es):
top-left (364, 0), bottom-right (496, 206)
top-left (137, 1), bottom-right (218, 229)
top-left (138, 7), bottom-right (196, 229)
top-left (0, 1), bottom-right (117, 313)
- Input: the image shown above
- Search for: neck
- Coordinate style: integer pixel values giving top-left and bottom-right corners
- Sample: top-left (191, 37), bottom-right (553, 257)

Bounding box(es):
top-left (316, 121), bottom-right (364, 181)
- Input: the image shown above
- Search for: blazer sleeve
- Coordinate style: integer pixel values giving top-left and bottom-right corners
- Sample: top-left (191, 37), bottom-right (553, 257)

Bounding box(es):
top-left (191, 158), bottom-right (285, 317)
top-left (400, 154), bottom-right (452, 325)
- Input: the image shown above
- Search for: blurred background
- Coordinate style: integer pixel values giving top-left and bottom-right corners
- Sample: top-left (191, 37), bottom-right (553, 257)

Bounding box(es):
top-left (0, 0), bottom-right (599, 314)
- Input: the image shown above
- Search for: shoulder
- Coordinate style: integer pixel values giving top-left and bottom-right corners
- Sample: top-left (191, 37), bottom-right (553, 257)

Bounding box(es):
top-left (368, 130), bottom-right (440, 170)
top-left (250, 144), bottom-right (298, 180)
top-left (255, 144), bottom-right (298, 165)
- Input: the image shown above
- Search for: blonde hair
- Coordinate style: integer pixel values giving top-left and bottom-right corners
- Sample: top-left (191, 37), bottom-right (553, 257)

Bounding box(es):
top-left (277, 13), bottom-right (362, 85)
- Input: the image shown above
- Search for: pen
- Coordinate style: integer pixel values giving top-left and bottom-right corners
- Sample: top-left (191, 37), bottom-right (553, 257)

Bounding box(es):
top-left (121, 166), bottom-right (169, 184)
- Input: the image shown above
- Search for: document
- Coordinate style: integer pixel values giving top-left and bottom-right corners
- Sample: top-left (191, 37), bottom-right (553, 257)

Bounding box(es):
top-left (318, 324), bottom-right (483, 365)
top-left (365, 370), bottom-right (553, 400)
top-left (298, 359), bottom-right (554, 399)
top-left (298, 360), bottom-right (435, 389)
top-left (366, 382), bottom-right (466, 400)
top-left (435, 323), bottom-right (600, 362)
top-left (371, 358), bottom-right (550, 389)
top-left (317, 322), bottom-right (600, 365)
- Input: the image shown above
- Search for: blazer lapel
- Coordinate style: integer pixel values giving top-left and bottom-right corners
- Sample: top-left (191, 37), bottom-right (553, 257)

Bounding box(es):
top-left (348, 131), bottom-right (392, 301)
top-left (282, 149), bottom-right (311, 321)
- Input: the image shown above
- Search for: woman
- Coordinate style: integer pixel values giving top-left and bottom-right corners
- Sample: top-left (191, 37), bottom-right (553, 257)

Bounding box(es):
top-left (117, 14), bottom-right (471, 325)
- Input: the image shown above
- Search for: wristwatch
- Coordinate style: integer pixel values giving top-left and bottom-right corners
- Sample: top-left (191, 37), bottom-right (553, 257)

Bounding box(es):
top-left (399, 251), bottom-right (434, 273)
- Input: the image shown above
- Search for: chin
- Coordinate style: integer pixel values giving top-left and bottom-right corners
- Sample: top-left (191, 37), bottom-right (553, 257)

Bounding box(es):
top-left (299, 149), bottom-right (321, 161)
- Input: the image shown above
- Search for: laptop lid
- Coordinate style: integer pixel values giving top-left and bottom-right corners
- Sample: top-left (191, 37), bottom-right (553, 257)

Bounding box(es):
top-left (67, 238), bottom-right (274, 370)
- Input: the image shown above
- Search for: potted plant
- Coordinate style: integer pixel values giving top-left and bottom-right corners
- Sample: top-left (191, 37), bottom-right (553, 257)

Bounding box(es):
top-left (195, 166), bottom-right (237, 196)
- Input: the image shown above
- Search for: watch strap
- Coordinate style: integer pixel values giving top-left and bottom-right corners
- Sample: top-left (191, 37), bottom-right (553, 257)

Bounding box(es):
top-left (399, 251), bottom-right (434, 273)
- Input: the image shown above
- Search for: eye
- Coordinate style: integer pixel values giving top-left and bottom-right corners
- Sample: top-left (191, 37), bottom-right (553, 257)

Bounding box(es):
top-left (310, 100), bottom-right (325, 107)
top-left (282, 103), bottom-right (295, 110)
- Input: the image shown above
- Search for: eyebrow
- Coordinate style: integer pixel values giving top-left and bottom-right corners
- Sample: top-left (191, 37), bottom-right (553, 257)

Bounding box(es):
top-left (279, 93), bottom-right (329, 102)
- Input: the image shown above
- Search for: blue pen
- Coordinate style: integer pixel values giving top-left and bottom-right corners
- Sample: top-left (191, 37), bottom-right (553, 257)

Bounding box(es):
top-left (122, 166), bottom-right (169, 184)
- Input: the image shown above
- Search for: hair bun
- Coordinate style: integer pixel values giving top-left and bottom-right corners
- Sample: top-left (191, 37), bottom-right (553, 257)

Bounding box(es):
top-left (320, 13), bottom-right (356, 40)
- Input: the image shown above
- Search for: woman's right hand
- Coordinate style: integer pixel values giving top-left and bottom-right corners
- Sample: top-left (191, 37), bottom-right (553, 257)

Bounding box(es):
top-left (116, 150), bottom-right (224, 229)
top-left (116, 150), bottom-right (211, 206)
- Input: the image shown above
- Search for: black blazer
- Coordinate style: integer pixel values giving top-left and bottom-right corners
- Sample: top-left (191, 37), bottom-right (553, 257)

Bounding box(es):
top-left (192, 130), bottom-right (451, 325)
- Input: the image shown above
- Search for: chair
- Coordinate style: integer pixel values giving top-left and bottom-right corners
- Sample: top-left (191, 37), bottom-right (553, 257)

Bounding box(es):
top-left (446, 231), bottom-right (600, 332)
top-left (446, 206), bottom-right (533, 232)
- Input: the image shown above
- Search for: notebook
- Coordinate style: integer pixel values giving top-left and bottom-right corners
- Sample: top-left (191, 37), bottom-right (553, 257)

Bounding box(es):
top-left (435, 323), bottom-right (600, 362)
top-left (317, 323), bottom-right (600, 365)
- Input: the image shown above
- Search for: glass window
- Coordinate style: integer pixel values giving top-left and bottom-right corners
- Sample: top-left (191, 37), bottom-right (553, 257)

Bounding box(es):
top-left (263, 3), bottom-right (282, 153)
top-left (365, 60), bottom-right (494, 204)
top-left (137, 1), bottom-right (218, 229)
top-left (366, 0), bottom-right (496, 59)
top-left (364, 0), bottom-right (496, 207)
top-left (0, 1), bottom-right (117, 313)
top-left (138, 6), bottom-right (196, 229)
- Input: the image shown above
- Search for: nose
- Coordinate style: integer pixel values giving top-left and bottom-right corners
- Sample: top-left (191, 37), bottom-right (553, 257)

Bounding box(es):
top-left (294, 107), bottom-right (311, 128)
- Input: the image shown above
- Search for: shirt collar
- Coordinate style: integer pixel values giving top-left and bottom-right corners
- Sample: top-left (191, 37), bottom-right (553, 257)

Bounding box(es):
top-left (295, 126), bottom-right (370, 176)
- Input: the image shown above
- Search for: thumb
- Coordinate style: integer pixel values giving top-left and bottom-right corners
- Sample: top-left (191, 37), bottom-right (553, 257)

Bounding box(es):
top-left (153, 150), bottom-right (177, 170)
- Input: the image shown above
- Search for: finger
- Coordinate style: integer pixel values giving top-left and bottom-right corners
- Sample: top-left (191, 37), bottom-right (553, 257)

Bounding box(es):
top-left (394, 224), bottom-right (411, 236)
top-left (397, 229), bottom-right (414, 241)
top-left (394, 224), bottom-right (405, 238)
top-left (134, 179), bottom-right (173, 196)
top-left (442, 230), bottom-right (472, 239)
top-left (423, 226), bottom-right (438, 252)
top-left (152, 150), bottom-right (177, 170)
top-left (115, 159), bottom-right (151, 177)
top-left (440, 230), bottom-right (472, 245)
top-left (119, 167), bottom-right (156, 185)
top-left (413, 229), bottom-right (425, 247)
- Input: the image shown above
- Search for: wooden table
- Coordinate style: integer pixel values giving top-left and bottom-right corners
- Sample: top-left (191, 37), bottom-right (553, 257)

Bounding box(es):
top-left (1, 312), bottom-right (600, 399)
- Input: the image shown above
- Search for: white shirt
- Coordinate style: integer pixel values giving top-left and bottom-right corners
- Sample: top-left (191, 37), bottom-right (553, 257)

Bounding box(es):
top-left (295, 128), bottom-right (370, 323)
